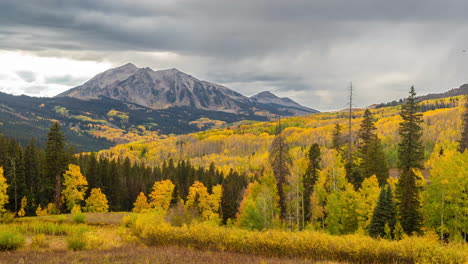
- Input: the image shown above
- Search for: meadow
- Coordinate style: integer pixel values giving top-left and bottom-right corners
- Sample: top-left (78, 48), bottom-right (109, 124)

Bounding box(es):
top-left (0, 211), bottom-right (466, 264)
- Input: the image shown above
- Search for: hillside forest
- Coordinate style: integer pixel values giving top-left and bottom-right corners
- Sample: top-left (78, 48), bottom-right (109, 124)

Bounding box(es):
top-left (0, 86), bottom-right (467, 246)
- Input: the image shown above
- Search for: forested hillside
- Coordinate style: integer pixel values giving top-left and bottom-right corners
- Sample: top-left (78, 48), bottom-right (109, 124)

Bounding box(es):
top-left (97, 95), bottom-right (465, 176)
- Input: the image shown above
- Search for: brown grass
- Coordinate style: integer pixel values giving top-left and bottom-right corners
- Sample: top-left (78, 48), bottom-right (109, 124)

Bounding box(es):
top-left (0, 245), bottom-right (340, 264)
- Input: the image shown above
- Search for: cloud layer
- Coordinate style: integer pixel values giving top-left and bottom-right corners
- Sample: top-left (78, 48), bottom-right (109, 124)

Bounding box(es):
top-left (1, 0), bottom-right (468, 110)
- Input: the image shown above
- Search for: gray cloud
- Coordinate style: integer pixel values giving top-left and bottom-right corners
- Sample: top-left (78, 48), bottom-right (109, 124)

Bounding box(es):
top-left (1, 0), bottom-right (468, 110)
top-left (45, 75), bottom-right (88, 86)
top-left (16, 71), bottom-right (37, 82)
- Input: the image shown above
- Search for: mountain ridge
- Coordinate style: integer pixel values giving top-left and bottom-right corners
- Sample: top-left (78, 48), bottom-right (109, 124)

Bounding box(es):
top-left (57, 63), bottom-right (318, 116)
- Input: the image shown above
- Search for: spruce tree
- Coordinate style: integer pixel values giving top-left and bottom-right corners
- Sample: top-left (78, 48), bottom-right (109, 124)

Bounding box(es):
top-left (303, 143), bottom-right (321, 222)
top-left (357, 109), bottom-right (389, 186)
top-left (396, 86), bottom-right (424, 235)
top-left (458, 95), bottom-right (468, 153)
top-left (331, 123), bottom-right (343, 151)
top-left (23, 138), bottom-right (41, 214)
top-left (221, 169), bottom-right (248, 224)
top-left (45, 122), bottom-right (68, 211)
top-left (369, 185), bottom-right (396, 238)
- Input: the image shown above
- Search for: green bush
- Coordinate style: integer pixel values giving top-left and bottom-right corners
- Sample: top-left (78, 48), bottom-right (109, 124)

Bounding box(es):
top-left (72, 212), bottom-right (86, 224)
top-left (67, 228), bottom-right (87, 251)
top-left (0, 229), bottom-right (25, 251)
top-left (56, 215), bottom-right (67, 224)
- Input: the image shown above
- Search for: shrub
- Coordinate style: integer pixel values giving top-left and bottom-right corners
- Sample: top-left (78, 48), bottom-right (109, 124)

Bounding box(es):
top-left (0, 229), bottom-right (25, 251)
top-left (31, 234), bottom-right (48, 248)
top-left (121, 213), bottom-right (138, 228)
top-left (130, 215), bottom-right (468, 264)
top-left (72, 212), bottom-right (86, 224)
top-left (0, 212), bottom-right (15, 224)
top-left (67, 228), bottom-right (87, 251)
top-left (56, 215), bottom-right (67, 224)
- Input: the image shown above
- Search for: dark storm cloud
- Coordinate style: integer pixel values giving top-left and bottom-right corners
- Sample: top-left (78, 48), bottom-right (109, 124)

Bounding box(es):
top-left (1, 0), bottom-right (468, 110)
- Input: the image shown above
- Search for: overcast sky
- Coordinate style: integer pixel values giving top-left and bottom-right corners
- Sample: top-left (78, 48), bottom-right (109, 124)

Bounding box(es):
top-left (0, 0), bottom-right (467, 111)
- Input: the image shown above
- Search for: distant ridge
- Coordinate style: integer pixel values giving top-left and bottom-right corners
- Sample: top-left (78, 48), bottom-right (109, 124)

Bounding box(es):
top-left (375, 83), bottom-right (468, 108)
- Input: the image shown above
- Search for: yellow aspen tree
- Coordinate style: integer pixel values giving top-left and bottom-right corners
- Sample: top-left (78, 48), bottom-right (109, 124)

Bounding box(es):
top-left (186, 181), bottom-right (216, 220)
top-left (62, 164), bottom-right (88, 211)
top-left (18, 196), bottom-right (27, 217)
top-left (133, 192), bottom-right (150, 213)
top-left (0, 167), bottom-right (8, 214)
top-left (149, 179), bottom-right (175, 212)
top-left (85, 188), bottom-right (109, 213)
top-left (356, 175), bottom-right (381, 233)
top-left (207, 184), bottom-right (222, 221)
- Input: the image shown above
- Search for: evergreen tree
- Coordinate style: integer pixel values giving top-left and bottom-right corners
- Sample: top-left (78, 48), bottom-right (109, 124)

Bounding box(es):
top-left (45, 122), bottom-right (68, 210)
top-left (369, 185), bottom-right (397, 238)
top-left (303, 143), bottom-right (321, 222)
top-left (23, 138), bottom-right (42, 214)
top-left (396, 86), bottom-right (424, 235)
top-left (459, 95), bottom-right (468, 153)
top-left (331, 123), bottom-right (344, 151)
top-left (221, 169), bottom-right (248, 224)
top-left (269, 120), bottom-right (291, 220)
top-left (357, 109), bottom-right (389, 186)
top-left (86, 152), bottom-right (101, 189)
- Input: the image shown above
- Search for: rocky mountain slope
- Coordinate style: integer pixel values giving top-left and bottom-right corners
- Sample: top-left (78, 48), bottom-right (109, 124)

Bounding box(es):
top-left (57, 63), bottom-right (318, 116)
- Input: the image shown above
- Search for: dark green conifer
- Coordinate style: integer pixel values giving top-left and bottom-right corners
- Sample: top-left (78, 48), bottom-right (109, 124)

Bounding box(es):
top-left (396, 86), bottom-right (424, 235)
top-left (45, 122), bottom-right (68, 210)
top-left (303, 143), bottom-right (321, 222)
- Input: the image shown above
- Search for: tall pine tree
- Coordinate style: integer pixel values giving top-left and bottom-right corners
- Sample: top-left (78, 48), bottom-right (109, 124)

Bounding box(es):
top-left (396, 86), bottom-right (424, 235)
top-left (45, 122), bottom-right (68, 210)
top-left (303, 143), bottom-right (321, 222)
top-left (369, 185), bottom-right (397, 238)
top-left (331, 123), bottom-right (344, 151)
top-left (357, 109), bottom-right (389, 186)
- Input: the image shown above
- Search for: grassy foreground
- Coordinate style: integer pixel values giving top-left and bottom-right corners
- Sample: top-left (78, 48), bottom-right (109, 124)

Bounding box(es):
top-left (0, 212), bottom-right (466, 264)
top-left (0, 245), bottom-right (339, 264)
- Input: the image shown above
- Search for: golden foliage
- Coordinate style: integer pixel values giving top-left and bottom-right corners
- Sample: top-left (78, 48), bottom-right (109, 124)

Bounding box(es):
top-left (186, 181), bottom-right (222, 222)
top-left (62, 164), bottom-right (88, 211)
top-left (0, 167), bottom-right (8, 214)
top-left (85, 188), bottom-right (109, 213)
top-left (131, 214), bottom-right (468, 264)
top-left (149, 180), bottom-right (175, 212)
top-left (133, 192), bottom-right (150, 213)
top-left (35, 205), bottom-right (48, 216)
top-left (17, 196), bottom-right (27, 217)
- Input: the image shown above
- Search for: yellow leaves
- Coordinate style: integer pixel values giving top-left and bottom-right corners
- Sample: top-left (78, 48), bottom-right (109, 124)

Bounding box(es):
top-left (356, 175), bottom-right (381, 231)
top-left (62, 164), bottom-right (88, 211)
top-left (186, 181), bottom-right (222, 221)
top-left (0, 167), bottom-right (8, 214)
top-left (149, 180), bottom-right (175, 212)
top-left (17, 196), bottom-right (27, 217)
top-left (85, 188), bottom-right (109, 213)
top-left (36, 205), bottom-right (48, 216)
top-left (133, 192), bottom-right (150, 213)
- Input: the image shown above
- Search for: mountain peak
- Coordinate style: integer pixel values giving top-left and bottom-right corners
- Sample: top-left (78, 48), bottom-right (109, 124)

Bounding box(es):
top-left (252, 91), bottom-right (278, 99)
top-left (57, 64), bottom-right (318, 115)
top-left (250, 91), bottom-right (318, 114)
